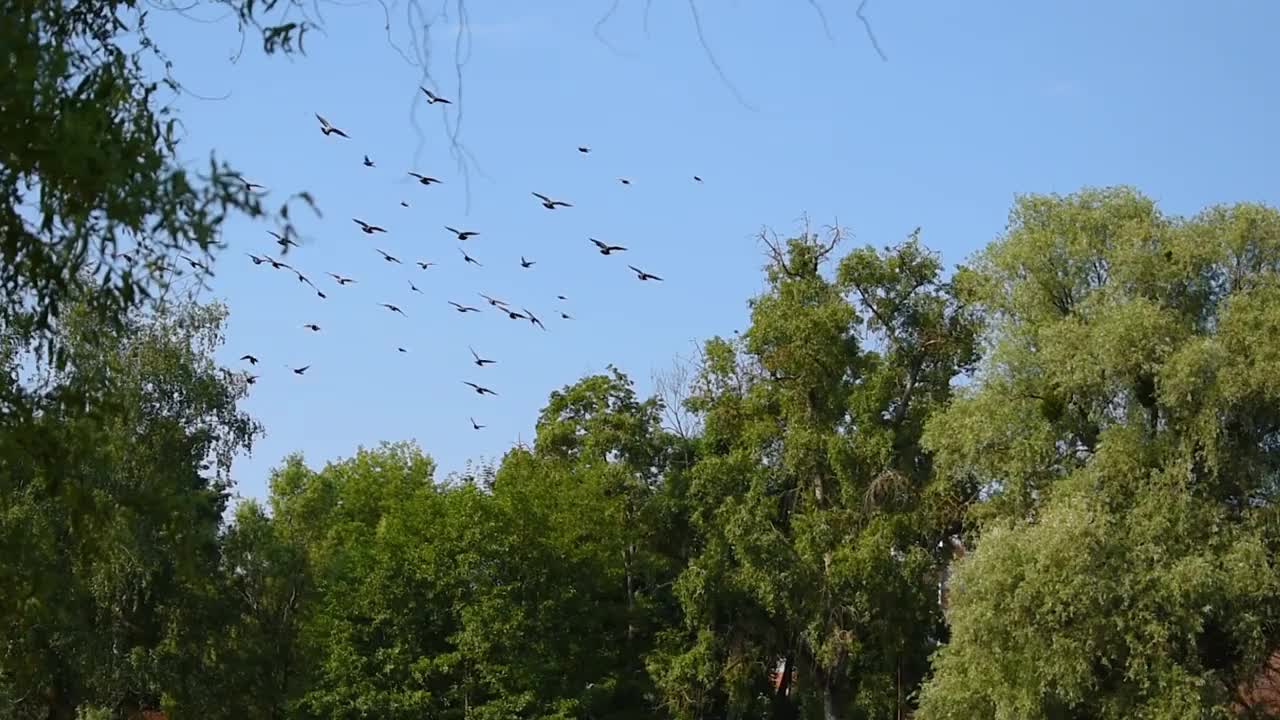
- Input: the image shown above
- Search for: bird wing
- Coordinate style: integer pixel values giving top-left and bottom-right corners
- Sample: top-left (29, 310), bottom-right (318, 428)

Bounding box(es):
top-left (532, 192), bottom-right (550, 203)
top-left (315, 113), bottom-right (328, 126)
top-left (590, 238), bottom-right (606, 249)
top-left (445, 226), bottom-right (460, 235)
top-left (628, 265), bottom-right (642, 274)
top-left (612, 245), bottom-right (628, 252)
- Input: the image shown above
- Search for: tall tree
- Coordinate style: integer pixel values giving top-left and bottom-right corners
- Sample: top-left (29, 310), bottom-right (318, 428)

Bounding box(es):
top-left (917, 187), bottom-right (1280, 719)
top-left (653, 228), bottom-right (977, 720)
top-left (0, 298), bottom-right (261, 720)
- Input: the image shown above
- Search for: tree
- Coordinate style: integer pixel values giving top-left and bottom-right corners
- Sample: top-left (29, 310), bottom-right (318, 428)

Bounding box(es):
top-left (916, 187), bottom-right (1280, 719)
top-left (652, 227), bottom-right (977, 720)
top-left (0, 298), bottom-right (261, 719)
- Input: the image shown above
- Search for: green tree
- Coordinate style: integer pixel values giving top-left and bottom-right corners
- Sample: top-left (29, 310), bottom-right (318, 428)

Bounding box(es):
top-left (0, 298), bottom-right (261, 719)
top-left (653, 229), bottom-right (977, 720)
top-left (917, 187), bottom-right (1280, 719)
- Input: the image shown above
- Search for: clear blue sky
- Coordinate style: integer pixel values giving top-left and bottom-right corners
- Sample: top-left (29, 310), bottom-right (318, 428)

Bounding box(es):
top-left (148, 1), bottom-right (1280, 500)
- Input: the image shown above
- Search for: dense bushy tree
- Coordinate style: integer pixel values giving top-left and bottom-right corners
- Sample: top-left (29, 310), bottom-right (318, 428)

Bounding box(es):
top-left (917, 187), bottom-right (1280, 719)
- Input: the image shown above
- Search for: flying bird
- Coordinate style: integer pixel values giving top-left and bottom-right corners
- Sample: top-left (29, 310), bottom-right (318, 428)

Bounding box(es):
top-left (400, 201), bottom-right (409, 207)
top-left (445, 226), bottom-right (479, 241)
top-left (590, 238), bottom-right (627, 255)
top-left (478, 293), bottom-right (508, 308)
top-left (559, 312), bottom-right (572, 320)
top-left (398, 347), bottom-right (408, 353)
top-left (628, 265), bottom-right (664, 281)
top-left (520, 256), bottom-right (535, 269)
top-left (462, 381), bottom-right (498, 396)
top-left (291, 365), bottom-right (310, 375)
top-left (415, 261), bottom-right (436, 270)
top-left (470, 417), bottom-right (485, 430)
top-left (420, 87), bottom-right (452, 104)
top-left (470, 347), bottom-right (496, 367)
top-left (618, 178), bottom-right (631, 185)
top-left (246, 253), bottom-right (266, 265)
top-left (578, 146), bottom-right (590, 154)
top-left (245, 374), bottom-right (259, 385)
top-left (504, 308), bottom-right (527, 320)
top-left (363, 155), bottom-right (375, 167)
top-left (449, 301), bottom-right (481, 313)
top-left (459, 248), bottom-right (482, 267)
top-left (408, 172), bottom-right (442, 185)
top-left (523, 308), bottom-right (547, 331)
top-left (315, 113), bottom-right (350, 138)
top-left (408, 280), bottom-right (423, 295)
top-left (693, 175), bottom-right (703, 183)
top-left (379, 303), bottom-right (407, 316)
top-left (532, 192), bottom-right (572, 210)
top-left (268, 230), bottom-right (298, 250)
top-left (557, 295), bottom-right (568, 300)
top-left (237, 177), bottom-right (266, 191)
top-left (353, 218), bottom-right (386, 234)
top-left (263, 255), bottom-right (292, 271)
top-left (303, 323), bottom-right (321, 332)
top-left (179, 255), bottom-right (208, 272)
top-left (327, 272), bottom-right (356, 285)
top-left (240, 354), bottom-right (259, 365)
top-left (375, 249), bottom-right (402, 264)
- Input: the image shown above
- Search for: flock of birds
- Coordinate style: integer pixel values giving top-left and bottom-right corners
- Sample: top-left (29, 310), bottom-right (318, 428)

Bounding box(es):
top-left (227, 88), bottom-right (698, 430)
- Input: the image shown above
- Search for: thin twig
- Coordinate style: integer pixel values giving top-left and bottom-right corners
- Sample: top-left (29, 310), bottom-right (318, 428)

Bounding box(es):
top-left (856, 0), bottom-right (888, 62)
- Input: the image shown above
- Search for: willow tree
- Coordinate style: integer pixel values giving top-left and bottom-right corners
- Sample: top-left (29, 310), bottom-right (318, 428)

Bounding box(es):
top-left (652, 228), bottom-right (977, 720)
top-left (917, 187), bottom-right (1280, 719)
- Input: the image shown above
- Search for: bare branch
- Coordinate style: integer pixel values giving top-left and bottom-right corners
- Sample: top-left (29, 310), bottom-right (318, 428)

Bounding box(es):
top-left (856, 0), bottom-right (888, 62)
top-left (685, 0), bottom-right (757, 111)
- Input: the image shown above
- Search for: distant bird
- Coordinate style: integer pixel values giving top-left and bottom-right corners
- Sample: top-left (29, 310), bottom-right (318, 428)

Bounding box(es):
top-left (408, 280), bottom-right (423, 295)
top-left (557, 295), bottom-right (568, 301)
top-left (628, 265), bottom-right (664, 281)
top-left (363, 155), bottom-right (375, 167)
top-left (237, 177), bottom-right (266, 191)
top-left (415, 261), bottom-right (436, 270)
top-left (462, 381), bottom-right (498, 396)
top-left (379, 303), bottom-right (407, 316)
top-left (240, 354), bottom-right (259, 365)
top-left (353, 218), bottom-right (386, 234)
top-left (504, 308), bottom-right (527, 320)
top-left (408, 172), bottom-right (442, 186)
top-left (470, 347), bottom-right (496, 367)
top-left (315, 113), bottom-right (350, 138)
top-left (294, 271), bottom-right (322, 293)
top-left (445, 226), bottom-right (479, 241)
top-left (693, 175), bottom-right (703, 183)
top-left (327, 272), bottom-right (356, 285)
top-left (268, 230), bottom-right (298, 250)
top-left (478, 293), bottom-right (509, 308)
top-left (523, 308), bottom-right (547, 331)
top-left (246, 253), bottom-right (267, 265)
top-left (400, 201), bottom-right (410, 208)
top-left (618, 178), bottom-right (631, 185)
top-left (398, 347), bottom-right (408, 353)
top-left (376, 248), bottom-right (402, 264)
top-left (179, 255), bottom-right (208, 272)
top-left (263, 254), bottom-right (292, 271)
top-left (420, 87), bottom-right (452, 104)
top-left (532, 192), bottom-right (572, 210)
top-left (590, 238), bottom-right (627, 255)
top-left (520, 256), bottom-right (535, 269)
top-left (578, 146), bottom-right (590, 154)
top-left (303, 323), bottom-right (321, 332)
top-left (449, 301), bottom-right (481, 313)
top-left (291, 365), bottom-right (310, 375)
top-left (559, 312), bottom-right (572, 320)
top-left (470, 417), bottom-right (485, 430)
top-left (459, 248), bottom-right (482, 267)
top-left (245, 374), bottom-right (259, 385)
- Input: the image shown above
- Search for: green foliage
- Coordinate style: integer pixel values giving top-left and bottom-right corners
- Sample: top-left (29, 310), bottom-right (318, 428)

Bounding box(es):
top-left (917, 187), bottom-right (1280, 719)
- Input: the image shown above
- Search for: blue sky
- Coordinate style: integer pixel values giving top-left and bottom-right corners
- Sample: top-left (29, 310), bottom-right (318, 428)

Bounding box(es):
top-left (148, 1), bottom-right (1280, 500)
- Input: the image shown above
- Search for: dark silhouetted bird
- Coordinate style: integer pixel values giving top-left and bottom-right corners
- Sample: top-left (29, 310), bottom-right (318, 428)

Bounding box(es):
top-left (292, 365), bottom-right (310, 375)
top-left (470, 347), bottom-right (496, 367)
top-left (524, 308), bottom-right (547, 331)
top-left (408, 172), bottom-right (442, 185)
top-left (628, 265), bottom-right (663, 281)
top-left (557, 295), bottom-right (568, 300)
top-left (504, 308), bottom-right (527, 320)
top-left (619, 178), bottom-right (631, 185)
top-left (532, 192), bottom-right (572, 209)
top-left (520, 256), bottom-right (535, 269)
top-left (400, 201), bottom-right (409, 207)
top-left (408, 280), bottom-right (423, 295)
top-left (590, 238), bottom-right (627, 255)
top-left (376, 248), bottom-right (402, 264)
top-left (269, 230), bottom-right (298, 250)
top-left (303, 323), bottom-right (321, 332)
top-left (263, 255), bottom-right (292, 271)
top-left (180, 255), bottom-right (208, 272)
top-left (246, 253), bottom-right (266, 265)
top-left (421, 87), bottom-right (452, 104)
top-left (459, 248), bottom-right (482, 266)
top-left (363, 155), bottom-right (375, 167)
top-left (449, 301), bottom-right (481, 313)
top-left (245, 374), bottom-right (259, 385)
top-left (693, 175), bottom-right (703, 183)
top-left (240, 354), bottom-right (259, 365)
top-left (353, 218), bottom-right (386, 234)
top-left (416, 261), bottom-right (436, 270)
top-left (462, 381), bottom-right (498, 396)
top-left (478, 293), bottom-right (508, 308)
top-left (559, 312), bottom-right (572, 320)
top-left (578, 146), bottom-right (590, 154)
top-left (470, 417), bottom-right (485, 430)
top-left (398, 347), bottom-right (408, 353)
top-left (237, 177), bottom-right (266, 191)
top-left (327, 272), bottom-right (356, 285)
top-left (315, 113), bottom-right (350, 138)
top-left (379, 303), bottom-right (407, 316)
top-left (445, 226), bottom-right (479, 241)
